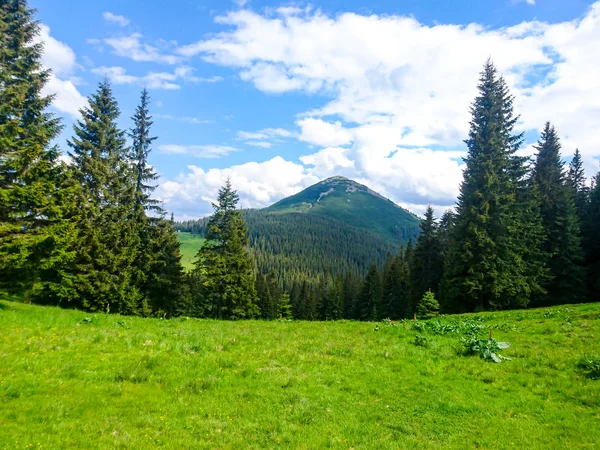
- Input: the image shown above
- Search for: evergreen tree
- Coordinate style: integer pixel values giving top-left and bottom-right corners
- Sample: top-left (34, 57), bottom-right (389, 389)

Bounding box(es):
top-left (294, 281), bottom-right (309, 320)
top-left (382, 253), bottom-right (412, 319)
top-left (411, 206), bottom-right (443, 308)
top-left (67, 80), bottom-right (141, 313)
top-left (146, 214), bottom-right (186, 316)
top-left (129, 89), bottom-right (184, 314)
top-left (255, 273), bottom-right (271, 319)
top-left (567, 149), bottom-right (589, 223)
top-left (417, 290), bottom-right (440, 320)
top-left (193, 179), bottom-right (258, 319)
top-left (584, 168), bottom-right (600, 300)
top-left (278, 293), bottom-right (293, 319)
top-left (342, 272), bottom-right (360, 319)
top-left (306, 289), bottom-right (318, 321)
top-left (324, 274), bottom-right (344, 320)
top-left (0, 0), bottom-right (75, 300)
top-left (531, 123), bottom-right (585, 305)
top-left (265, 272), bottom-right (281, 319)
top-left (358, 263), bottom-right (383, 320)
top-left (442, 60), bottom-right (547, 312)
top-left (438, 210), bottom-right (455, 259)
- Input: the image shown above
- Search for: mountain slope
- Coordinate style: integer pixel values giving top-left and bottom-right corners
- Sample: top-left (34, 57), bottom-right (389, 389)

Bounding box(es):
top-left (267, 176), bottom-right (420, 243)
top-left (176, 176), bottom-right (421, 286)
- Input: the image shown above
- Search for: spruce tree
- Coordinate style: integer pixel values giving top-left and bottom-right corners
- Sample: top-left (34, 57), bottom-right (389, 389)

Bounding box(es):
top-left (584, 168), bottom-right (600, 300)
top-left (294, 281), bottom-right (309, 320)
top-left (128, 89), bottom-right (185, 314)
top-left (67, 80), bottom-right (141, 313)
top-left (567, 149), bottom-right (589, 223)
top-left (0, 0), bottom-right (75, 300)
top-left (193, 179), bottom-right (258, 319)
top-left (531, 123), bottom-right (585, 305)
top-left (442, 60), bottom-right (547, 312)
top-left (278, 293), bottom-right (293, 319)
top-left (324, 274), bottom-right (343, 320)
top-left (411, 206), bottom-right (443, 308)
top-left (417, 290), bottom-right (440, 320)
top-left (382, 253), bottom-right (412, 319)
top-left (146, 214), bottom-right (186, 316)
top-left (342, 272), bottom-right (360, 319)
top-left (358, 263), bottom-right (383, 320)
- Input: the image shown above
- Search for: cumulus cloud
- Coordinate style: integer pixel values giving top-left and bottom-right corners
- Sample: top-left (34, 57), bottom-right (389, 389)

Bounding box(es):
top-left (236, 127), bottom-right (294, 148)
top-left (297, 118), bottom-right (354, 147)
top-left (156, 156), bottom-right (318, 218)
top-left (158, 144), bottom-right (239, 158)
top-left (37, 25), bottom-right (86, 117)
top-left (93, 33), bottom-right (181, 64)
top-left (161, 2), bottom-right (600, 218)
top-left (103, 12), bottom-right (130, 27)
top-left (91, 65), bottom-right (221, 90)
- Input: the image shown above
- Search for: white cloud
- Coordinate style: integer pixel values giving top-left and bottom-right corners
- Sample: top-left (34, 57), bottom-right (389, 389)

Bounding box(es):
top-left (297, 118), bottom-right (354, 147)
top-left (245, 141), bottom-right (273, 148)
top-left (91, 65), bottom-right (220, 90)
top-left (155, 114), bottom-right (213, 124)
top-left (156, 156), bottom-right (318, 218)
top-left (233, 0), bottom-right (249, 7)
top-left (237, 128), bottom-right (293, 140)
top-left (158, 144), bottom-right (239, 158)
top-left (103, 12), bottom-right (130, 27)
top-left (36, 25), bottom-right (86, 117)
top-left (95, 33), bottom-right (181, 64)
top-left (160, 2), bottom-right (600, 219)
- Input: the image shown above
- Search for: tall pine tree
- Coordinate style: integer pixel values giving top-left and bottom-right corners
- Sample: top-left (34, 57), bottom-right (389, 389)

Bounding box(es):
top-left (67, 80), bottom-right (141, 313)
top-left (358, 263), bottom-right (383, 320)
top-left (567, 148), bottom-right (589, 224)
top-left (584, 168), bottom-right (600, 300)
top-left (129, 89), bottom-right (184, 314)
top-left (0, 0), bottom-right (75, 300)
top-left (531, 123), bottom-right (584, 305)
top-left (193, 179), bottom-right (258, 319)
top-left (411, 206), bottom-right (443, 308)
top-left (442, 60), bottom-right (547, 312)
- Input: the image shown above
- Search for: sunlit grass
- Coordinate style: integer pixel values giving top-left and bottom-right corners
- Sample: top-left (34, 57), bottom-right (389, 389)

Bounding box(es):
top-left (1, 298), bottom-right (599, 449)
top-left (176, 232), bottom-right (205, 270)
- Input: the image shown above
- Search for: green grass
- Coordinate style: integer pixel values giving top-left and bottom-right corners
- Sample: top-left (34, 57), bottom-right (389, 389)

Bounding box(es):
top-left (1, 299), bottom-right (599, 449)
top-left (176, 232), bottom-right (205, 270)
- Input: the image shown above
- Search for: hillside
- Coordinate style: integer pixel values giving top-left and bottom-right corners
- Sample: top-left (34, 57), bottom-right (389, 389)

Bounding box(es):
top-left (176, 176), bottom-right (421, 284)
top-left (267, 176), bottom-right (420, 242)
top-left (2, 298), bottom-right (599, 448)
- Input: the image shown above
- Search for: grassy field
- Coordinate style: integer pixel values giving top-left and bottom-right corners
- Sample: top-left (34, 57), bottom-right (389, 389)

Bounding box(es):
top-left (176, 232), bottom-right (205, 270)
top-left (1, 299), bottom-right (599, 449)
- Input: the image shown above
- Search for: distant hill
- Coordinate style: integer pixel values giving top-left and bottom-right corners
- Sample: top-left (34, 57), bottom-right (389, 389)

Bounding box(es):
top-left (176, 176), bottom-right (421, 287)
top-left (267, 176), bottom-right (420, 243)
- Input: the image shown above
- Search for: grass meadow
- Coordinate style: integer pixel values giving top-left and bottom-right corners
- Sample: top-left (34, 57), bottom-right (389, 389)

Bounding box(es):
top-left (1, 298), bottom-right (599, 449)
top-left (175, 232), bottom-right (205, 270)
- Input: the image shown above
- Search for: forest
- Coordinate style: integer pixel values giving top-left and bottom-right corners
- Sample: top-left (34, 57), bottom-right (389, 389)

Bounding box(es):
top-left (1, 0), bottom-right (599, 322)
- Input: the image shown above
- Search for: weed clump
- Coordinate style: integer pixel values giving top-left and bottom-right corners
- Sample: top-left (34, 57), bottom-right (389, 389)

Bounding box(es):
top-left (577, 356), bottom-right (600, 379)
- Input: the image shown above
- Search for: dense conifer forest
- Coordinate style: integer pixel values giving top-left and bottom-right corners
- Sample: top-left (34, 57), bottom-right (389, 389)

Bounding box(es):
top-left (1, 0), bottom-right (599, 321)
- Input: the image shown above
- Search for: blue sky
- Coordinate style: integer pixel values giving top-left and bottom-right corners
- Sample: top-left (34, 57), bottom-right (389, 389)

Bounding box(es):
top-left (32, 0), bottom-right (600, 218)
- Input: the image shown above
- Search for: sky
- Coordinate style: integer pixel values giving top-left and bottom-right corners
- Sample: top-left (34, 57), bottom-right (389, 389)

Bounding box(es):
top-left (31, 0), bottom-right (600, 219)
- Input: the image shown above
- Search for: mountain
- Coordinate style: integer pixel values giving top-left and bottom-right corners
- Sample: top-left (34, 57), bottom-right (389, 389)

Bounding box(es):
top-left (176, 176), bottom-right (421, 288)
top-left (266, 176), bottom-right (420, 242)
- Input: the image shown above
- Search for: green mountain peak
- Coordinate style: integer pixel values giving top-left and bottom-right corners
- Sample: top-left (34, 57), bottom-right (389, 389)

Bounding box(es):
top-left (266, 176), bottom-right (420, 243)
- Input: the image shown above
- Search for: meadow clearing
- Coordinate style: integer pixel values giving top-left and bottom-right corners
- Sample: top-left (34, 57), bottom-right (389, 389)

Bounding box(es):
top-left (1, 298), bottom-right (599, 449)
